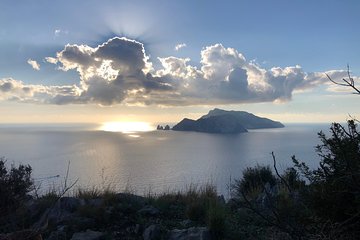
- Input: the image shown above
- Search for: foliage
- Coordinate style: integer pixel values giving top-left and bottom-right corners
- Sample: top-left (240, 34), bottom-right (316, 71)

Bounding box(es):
top-left (232, 165), bottom-right (277, 199)
top-left (231, 164), bottom-right (309, 239)
top-left (230, 120), bottom-right (360, 239)
top-left (0, 157), bottom-right (33, 215)
top-left (293, 120), bottom-right (360, 230)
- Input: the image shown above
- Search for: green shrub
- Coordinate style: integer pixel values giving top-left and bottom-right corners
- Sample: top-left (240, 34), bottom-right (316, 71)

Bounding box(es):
top-left (293, 120), bottom-right (360, 229)
top-left (281, 167), bottom-right (305, 190)
top-left (0, 157), bottom-right (33, 215)
top-left (232, 165), bottom-right (277, 199)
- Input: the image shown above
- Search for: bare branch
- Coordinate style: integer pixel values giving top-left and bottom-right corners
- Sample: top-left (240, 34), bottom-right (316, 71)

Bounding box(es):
top-left (325, 73), bottom-right (348, 86)
top-left (271, 152), bottom-right (292, 193)
top-left (326, 66), bottom-right (360, 94)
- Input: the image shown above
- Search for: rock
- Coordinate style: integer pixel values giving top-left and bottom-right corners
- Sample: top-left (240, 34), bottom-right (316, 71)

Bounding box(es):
top-left (87, 198), bottom-right (103, 207)
top-left (115, 193), bottom-right (145, 206)
top-left (47, 207), bottom-right (73, 225)
top-left (46, 229), bottom-right (67, 240)
top-left (45, 197), bottom-right (86, 225)
top-left (69, 217), bottom-right (96, 230)
top-left (180, 219), bottom-right (192, 227)
top-left (0, 230), bottom-right (43, 240)
top-left (134, 224), bottom-right (141, 234)
top-left (70, 230), bottom-right (105, 240)
top-left (138, 205), bottom-right (160, 216)
top-left (167, 227), bottom-right (211, 240)
top-left (143, 224), bottom-right (161, 240)
top-left (57, 225), bottom-right (68, 232)
top-left (60, 197), bottom-right (83, 212)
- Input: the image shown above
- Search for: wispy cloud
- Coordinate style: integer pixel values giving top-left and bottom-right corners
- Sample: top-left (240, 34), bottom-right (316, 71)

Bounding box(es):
top-left (2, 37), bottom-right (354, 106)
top-left (45, 57), bottom-right (58, 64)
top-left (174, 43), bottom-right (186, 51)
top-left (54, 29), bottom-right (69, 37)
top-left (27, 59), bottom-right (40, 71)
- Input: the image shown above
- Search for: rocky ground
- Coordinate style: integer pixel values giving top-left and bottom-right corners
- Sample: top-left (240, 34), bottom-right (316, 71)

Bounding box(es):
top-left (1, 190), bottom-right (226, 240)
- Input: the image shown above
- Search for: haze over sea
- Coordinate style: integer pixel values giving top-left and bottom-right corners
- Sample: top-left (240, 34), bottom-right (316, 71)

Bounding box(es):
top-left (0, 123), bottom-right (330, 197)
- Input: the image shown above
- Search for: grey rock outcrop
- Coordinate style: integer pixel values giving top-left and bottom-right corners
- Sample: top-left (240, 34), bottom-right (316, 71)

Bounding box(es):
top-left (143, 224), bottom-right (161, 240)
top-left (167, 227), bottom-right (211, 240)
top-left (70, 229), bottom-right (105, 240)
top-left (138, 205), bottom-right (160, 216)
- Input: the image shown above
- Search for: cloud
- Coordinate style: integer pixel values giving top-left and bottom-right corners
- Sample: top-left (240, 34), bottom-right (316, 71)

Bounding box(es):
top-left (45, 57), bottom-right (58, 64)
top-left (174, 43), bottom-right (187, 51)
top-left (27, 59), bottom-right (40, 71)
top-left (1, 37), bottom-right (354, 106)
top-left (0, 78), bottom-right (81, 104)
top-left (52, 37), bottom-right (172, 105)
top-left (54, 29), bottom-right (69, 37)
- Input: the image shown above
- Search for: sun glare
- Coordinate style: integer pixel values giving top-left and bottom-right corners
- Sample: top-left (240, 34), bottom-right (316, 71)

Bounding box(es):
top-left (100, 121), bottom-right (153, 133)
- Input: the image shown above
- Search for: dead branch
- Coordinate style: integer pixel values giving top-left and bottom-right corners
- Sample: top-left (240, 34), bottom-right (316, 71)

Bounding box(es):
top-left (271, 152), bottom-right (292, 193)
top-left (325, 65), bottom-right (360, 94)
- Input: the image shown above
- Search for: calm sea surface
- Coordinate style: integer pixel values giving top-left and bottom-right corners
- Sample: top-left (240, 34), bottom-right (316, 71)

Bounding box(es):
top-left (0, 123), bottom-right (331, 196)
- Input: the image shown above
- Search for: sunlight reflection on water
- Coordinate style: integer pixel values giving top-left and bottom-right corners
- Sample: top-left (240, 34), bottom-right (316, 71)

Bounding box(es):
top-left (0, 123), bottom-right (329, 197)
top-left (100, 121), bottom-right (154, 133)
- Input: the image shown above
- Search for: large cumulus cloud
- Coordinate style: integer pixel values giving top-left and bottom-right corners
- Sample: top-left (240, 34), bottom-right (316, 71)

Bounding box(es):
top-left (1, 37), bottom-right (355, 106)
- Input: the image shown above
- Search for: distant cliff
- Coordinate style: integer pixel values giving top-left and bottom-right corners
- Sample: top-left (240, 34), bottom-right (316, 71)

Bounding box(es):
top-left (172, 108), bottom-right (284, 134)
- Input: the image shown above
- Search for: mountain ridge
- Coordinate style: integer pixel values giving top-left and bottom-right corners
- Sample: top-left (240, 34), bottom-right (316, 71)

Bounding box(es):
top-left (172, 109), bottom-right (284, 134)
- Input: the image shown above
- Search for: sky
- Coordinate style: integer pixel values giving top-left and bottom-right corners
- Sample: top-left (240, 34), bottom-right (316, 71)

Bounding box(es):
top-left (0, 0), bottom-right (359, 124)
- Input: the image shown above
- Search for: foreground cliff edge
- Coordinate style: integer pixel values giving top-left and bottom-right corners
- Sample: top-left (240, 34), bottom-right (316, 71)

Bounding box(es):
top-left (172, 108), bottom-right (284, 134)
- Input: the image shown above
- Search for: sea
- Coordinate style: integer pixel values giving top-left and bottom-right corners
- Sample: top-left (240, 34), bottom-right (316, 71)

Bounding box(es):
top-left (0, 123), bottom-right (332, 197)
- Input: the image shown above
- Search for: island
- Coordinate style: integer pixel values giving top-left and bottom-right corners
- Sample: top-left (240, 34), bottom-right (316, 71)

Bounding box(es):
top-left (172, 108), bottom-right (284, 134)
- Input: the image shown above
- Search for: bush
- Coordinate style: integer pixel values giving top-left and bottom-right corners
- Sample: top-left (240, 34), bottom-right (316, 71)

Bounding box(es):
top-left (293, 120), bottom-right (360, 227)
top-left (0, 157), bottom-right (33, 215)
top-left (232, 165), bottom-right (277, 199)
top-left (230, 120), bottom-right (360, 239)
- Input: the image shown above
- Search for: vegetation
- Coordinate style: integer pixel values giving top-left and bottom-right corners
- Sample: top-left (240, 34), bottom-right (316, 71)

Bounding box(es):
top-left (0, 158), bottom-right (33, 233)
top-left (230, 120), bottom-right (360, 239)
top-left (0, 158), bottom-right (33, 214)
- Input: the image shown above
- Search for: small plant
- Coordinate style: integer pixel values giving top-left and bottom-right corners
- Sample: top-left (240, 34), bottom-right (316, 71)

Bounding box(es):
top-left (75, 186), bottom-right (102, 200)
top-left (207, 202), bottom-right (226, 239)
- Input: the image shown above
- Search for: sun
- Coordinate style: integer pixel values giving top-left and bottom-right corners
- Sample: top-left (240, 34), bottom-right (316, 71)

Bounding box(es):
top-left (100, 121), bottom-right (153, 133)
